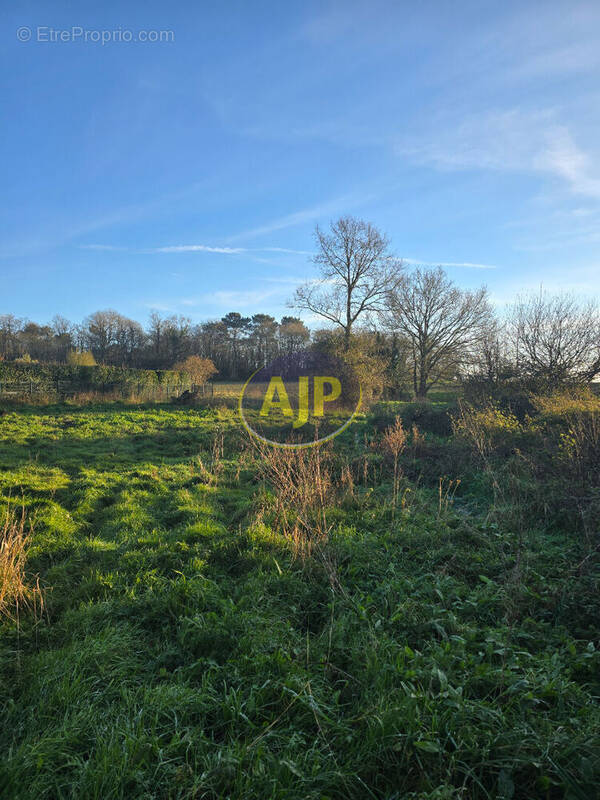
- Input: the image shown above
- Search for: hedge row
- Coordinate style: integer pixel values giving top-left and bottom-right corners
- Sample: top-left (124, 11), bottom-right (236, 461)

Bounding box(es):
top-left (0, 363), bottom-right (188, 390)
top-left (370, 400), bottom-right (456, 437)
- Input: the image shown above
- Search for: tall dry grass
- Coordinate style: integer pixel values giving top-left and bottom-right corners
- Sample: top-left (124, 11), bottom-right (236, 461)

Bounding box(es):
top-left (253, 441), bottom-right (334, 558)
top-left (453, 392), bottom-right (600, 580)
top-left (381, 417), bottom-right (407, 517)
top-left (0, 506), bottom-right (44, 624)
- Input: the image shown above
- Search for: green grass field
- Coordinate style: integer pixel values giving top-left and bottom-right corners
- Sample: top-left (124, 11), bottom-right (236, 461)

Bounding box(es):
top-left (0, 401), bottom-right (598, 799)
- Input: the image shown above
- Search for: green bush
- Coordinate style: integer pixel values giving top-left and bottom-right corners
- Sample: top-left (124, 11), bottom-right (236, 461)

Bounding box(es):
top-left (67, 350), bottom-right (96, 366)
top-left (400, 402), bottom-right (456, 437)
top-left (0, 362), bottom-right (187, 391)
top-left (369, 401), bottom-right (455, 437)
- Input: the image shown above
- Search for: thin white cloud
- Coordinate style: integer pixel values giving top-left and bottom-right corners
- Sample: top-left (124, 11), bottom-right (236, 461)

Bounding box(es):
top-left (259, 275), bottom-right (312, 284)
top-left (79, 243), bottom-right (312, 256)
top-left (85, 243), bottom-right (495, 271)
top-left (153, 244), bottom-right (244, 254)
top-left (404, 258), bottom-right (497, 270)
top-left (260, 247), bottom-right (314, 255)
top-left (80, 243), bottom-right (244, 254)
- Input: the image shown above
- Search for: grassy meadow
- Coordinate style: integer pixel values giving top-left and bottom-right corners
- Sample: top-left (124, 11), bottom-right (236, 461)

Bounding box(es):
top-left (0, 394), bottom-right (599, 799)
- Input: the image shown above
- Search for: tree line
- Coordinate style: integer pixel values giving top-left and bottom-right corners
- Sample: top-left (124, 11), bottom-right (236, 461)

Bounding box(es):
top-left (2, 215), bottom-right (599, 399)
top-left (0, 311), bottom-right (311, 381)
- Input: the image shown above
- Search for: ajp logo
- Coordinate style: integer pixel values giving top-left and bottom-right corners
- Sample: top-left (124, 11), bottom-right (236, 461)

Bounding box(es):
top-left (239, 350), bottom-right (361, 447)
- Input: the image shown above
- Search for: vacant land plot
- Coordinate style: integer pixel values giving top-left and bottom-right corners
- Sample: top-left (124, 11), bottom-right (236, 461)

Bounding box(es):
top-left (0, 402), bottom-right (598, 799)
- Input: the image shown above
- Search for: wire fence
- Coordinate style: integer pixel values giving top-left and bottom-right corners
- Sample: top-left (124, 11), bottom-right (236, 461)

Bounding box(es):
top-left (0, 379), bottom-right (278, 403)
top-left (0, 380), bottom-right (216, 401)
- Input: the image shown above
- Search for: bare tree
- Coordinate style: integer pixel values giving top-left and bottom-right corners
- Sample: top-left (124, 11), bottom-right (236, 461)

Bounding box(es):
top-left (83, 310), bottom-right (146, 365)
top-left (51, 315), bottom-right (73, 339)
top-left (148, 311), bottom-right (165, 357)
top-left (113, 316), bottom-right (146, 367)
top-left (382, 267), bottom-right (493, 400)
top-left (294, 216), bottom-right (403, 350)
top-left (509, 291), bottom-right (600, 385)
top-left (83, 310), bottom-right (120, 364)
top-left (0, 315), bottom-right (24, 359)
top-left (472, 318), bottom-right (514, 386)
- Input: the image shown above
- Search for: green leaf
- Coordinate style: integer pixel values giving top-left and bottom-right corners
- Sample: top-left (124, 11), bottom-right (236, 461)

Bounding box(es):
top-left (414, 740), bottom-right (441, 753)
top-left (280, 760), bottom-right (303, 778)
top-left (498, 769), bottom-right (515, 799)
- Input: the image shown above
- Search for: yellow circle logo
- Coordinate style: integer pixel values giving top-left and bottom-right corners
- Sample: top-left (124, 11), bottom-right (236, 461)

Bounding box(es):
top-left (239, 351), bottom-right (362, 448)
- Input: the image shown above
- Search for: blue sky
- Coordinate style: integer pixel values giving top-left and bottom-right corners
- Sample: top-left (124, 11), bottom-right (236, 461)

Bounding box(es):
top-left (2, 0), bottom-right (600, 325)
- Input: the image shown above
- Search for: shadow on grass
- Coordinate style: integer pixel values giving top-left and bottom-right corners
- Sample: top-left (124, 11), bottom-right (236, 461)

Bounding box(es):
top-left (0, 398), bottom-right (239, 417)
top-left (0, 415), bottom-right (249, 473)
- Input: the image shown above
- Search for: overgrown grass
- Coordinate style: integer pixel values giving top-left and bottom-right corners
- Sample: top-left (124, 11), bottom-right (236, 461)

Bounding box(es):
top-left (0, 401), bottom-right (598, 799)
top-left (0, 506), bottom-right (44, 624)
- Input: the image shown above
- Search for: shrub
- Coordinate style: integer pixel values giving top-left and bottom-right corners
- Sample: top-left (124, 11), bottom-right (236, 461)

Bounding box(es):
top-left (67, 350), bottom-right (96, 366)
top-left (559, 411), bottom-right (600, 485)
top-left (453, 394), bottom-right (600, 542)
top-left (452, 402), bottom-right (521, 464)
top-left (369, 401), bottom-right (455, 437)
top-left (173, 355), bottom-right (217, 385)
top-left (369, 401), bottom-right (401, 431)
top-left (462, 377), bottom-right (537, 420)
top-left (14, 353), bottom-right (37, 364)
top-left (532, 387), bottom-right (600, 417)
top-left (400, 403), bottom-right (455, 437)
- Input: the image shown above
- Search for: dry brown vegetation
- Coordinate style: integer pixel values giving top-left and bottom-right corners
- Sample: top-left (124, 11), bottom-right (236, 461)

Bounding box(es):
top-left (0, 506), bottom-right (44, 624)
top-left (381, 416), bottom-right (407, 516)
top-left (253, 440), bottom-right (336, 558)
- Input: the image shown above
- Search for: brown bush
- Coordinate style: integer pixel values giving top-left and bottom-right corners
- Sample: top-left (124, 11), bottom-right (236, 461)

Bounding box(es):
top-left (173, 355), bottom-right (218, 385)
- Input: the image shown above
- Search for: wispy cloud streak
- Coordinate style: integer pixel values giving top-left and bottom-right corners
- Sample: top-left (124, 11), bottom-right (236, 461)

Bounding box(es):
top-left (397, 109), bottom-right (600, 199)
top-left (404, 258), bottom-right (497, 270)
top-left (79, 243), bottom-right (311, 256)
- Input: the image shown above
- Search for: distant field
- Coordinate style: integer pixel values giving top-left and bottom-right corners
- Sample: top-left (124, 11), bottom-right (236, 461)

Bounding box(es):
top-left (211, 382), bottom-right (463, 404)
top-left (211, 381), bottom-right (246, 397)
top-left (0, 400), bottom-right (598, 799)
